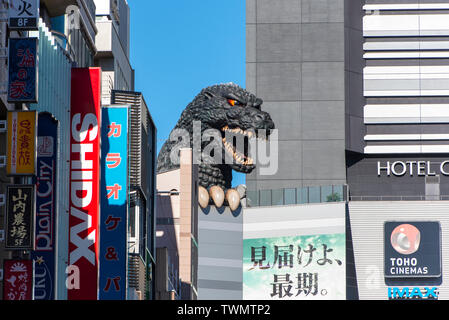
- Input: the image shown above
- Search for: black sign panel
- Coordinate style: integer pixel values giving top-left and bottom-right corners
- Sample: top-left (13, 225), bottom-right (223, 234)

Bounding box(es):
top-left (5, 185), bottom-right (35, 250)
top-left (8, 0), bottom-right (39, 30)
top-left (384, 221), bottom-right (441, 284)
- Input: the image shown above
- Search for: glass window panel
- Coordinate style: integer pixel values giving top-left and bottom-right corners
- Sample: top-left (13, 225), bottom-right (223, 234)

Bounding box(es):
top-left (321, 185), bottom-right (333, 202)
top-left (284, 188), bottom-right (296, 205)
top-left (246, 190), bottom-right (259, 207)
top-left (272, 189), bottom-right (284, 206)
top-left (259, 190), bottom-right (272, 207)
top-left (309, 186), bottom-right (321, 203)
top-left (332, 185), bottom-right (344, 202)
top-left (297, 187), bottom-right (308, 204)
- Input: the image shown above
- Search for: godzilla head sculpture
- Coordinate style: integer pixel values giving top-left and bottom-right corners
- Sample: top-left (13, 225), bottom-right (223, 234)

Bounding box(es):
top-left (157, 83), bottom-right (275, 209)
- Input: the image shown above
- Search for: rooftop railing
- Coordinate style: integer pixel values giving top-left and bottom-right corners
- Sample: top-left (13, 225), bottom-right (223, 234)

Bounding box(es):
top-left (246, 185), bottom-right (348, 207)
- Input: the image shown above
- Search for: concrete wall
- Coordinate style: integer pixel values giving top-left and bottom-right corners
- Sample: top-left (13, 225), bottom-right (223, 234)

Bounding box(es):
top-left (246, 0), bottom-right (347, 192)
top-left (197, 205), bottom-right (243, 300)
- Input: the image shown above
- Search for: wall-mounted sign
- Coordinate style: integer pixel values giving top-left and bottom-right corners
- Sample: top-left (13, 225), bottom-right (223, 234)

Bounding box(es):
top-left (3, 260), bottom-right (34, 300)
top-left (377, 160), bottom-right (449, 177)
top-left (68, 68), bottom-right (101, 300)
top-left (8, 0), bottom-right (39, 30)
top-left (5, 185), bottom-right (35, 250)
top-left (99, 106), bottom-right (128, 300)
top-left (6, 110), bottom-right (37, 176)
top-left (243, 233), bottom-right (346, 300)
top-left (8, 37), bottom-right (38, 103)
top-left (384, 222), bottom-right (441, 280)
top-left (31, 113), bottom-right (58, 300)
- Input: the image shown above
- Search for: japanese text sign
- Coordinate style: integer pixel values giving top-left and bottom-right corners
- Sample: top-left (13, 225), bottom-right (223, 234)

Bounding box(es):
top-left (7, 110), bottom-right (37, 175)
top-left (68, 68), bottom-right (101, 300)
top-left (243, 233), bottom-right (346, 300)
top-left (8, 0), bottom-right (39, 30)
top-left (5, 185), bottom-right (35, 250)
top-left (31, 113), bottom-right (58, 300)
top-left (8, 37), bottom-right (38, 103)
top-left (3, 260), bottom-right (34, 300)
top-left (99, 106), bottom-right (129, 300)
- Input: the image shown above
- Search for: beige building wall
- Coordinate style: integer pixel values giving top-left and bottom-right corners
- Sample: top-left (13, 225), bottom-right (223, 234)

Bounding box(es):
top-left (156, 148), bottom-right (197, 299)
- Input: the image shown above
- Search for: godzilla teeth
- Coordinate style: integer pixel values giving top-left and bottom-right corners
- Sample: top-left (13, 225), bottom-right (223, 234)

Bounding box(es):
top-left (222, 137), bottom-right (254, 166)
top-left (222, 126), bottom-right (255, 138)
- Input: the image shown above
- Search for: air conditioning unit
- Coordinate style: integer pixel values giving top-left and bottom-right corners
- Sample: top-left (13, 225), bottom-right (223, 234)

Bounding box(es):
top-left (0, 193), bottom-right (5, 206)
top-left (0, 269), bottom-right (3, 281)
top-left (0, 229), bottom-right (4, 242)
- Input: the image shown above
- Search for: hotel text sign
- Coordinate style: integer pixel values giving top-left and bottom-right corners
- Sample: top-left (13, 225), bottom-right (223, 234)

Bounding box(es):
top-left (377, 161), bottom-right (449, 177)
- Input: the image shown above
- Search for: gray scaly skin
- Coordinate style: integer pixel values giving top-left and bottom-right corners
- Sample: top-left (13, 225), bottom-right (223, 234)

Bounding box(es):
top-left (157, 83), bottom-right (275, 192)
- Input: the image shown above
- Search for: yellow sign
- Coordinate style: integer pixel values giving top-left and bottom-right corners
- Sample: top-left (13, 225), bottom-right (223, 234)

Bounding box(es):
top-left (7, 111), bottom-right (37, 175)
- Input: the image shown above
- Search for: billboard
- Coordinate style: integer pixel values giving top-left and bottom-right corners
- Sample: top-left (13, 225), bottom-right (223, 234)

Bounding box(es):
top-left (3, 260), bottom-right (34, 300)
top-left (8, 0), bottom-right (39, 30)
top-left (99, 106), bottom-right (128, 300)
top-left (243, 233), bottom-right (346, 300)
top-left (384, 221), bottom-right (442, 285)
top-left (5, 185), bottom-right (35, 250)
top-left (8, 37), bottom-right (38, 103)
top-left (6, 110), bottom-right (37, 175)
top-left (31, 113), bottom-right (58, 300)
top-left (68, 68), bottom-right (101, 300)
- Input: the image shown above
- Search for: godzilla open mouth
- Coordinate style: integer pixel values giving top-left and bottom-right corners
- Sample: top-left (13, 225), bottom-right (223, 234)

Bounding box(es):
top-left (221, 125), bottom-right (255, 167)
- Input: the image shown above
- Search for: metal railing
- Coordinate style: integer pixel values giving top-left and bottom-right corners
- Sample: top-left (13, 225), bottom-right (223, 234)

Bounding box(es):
top-left (349, 195), bottom-right (449, 201)
top-left (247, 185), bottom-right (348, 207)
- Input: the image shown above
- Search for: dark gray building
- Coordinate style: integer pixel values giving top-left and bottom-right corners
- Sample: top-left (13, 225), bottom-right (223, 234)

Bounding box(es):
top-left (246, 0), bottom-right (347, 195)
top-left (247, 0), bottom-right (449, 201)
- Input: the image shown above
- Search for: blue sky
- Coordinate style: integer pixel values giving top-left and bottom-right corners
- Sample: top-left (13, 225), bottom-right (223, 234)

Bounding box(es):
top-left (128, 0), bottom-right (246, 186)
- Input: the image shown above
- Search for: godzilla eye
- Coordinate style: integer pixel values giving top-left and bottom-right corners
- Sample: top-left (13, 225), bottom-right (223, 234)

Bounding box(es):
top-left (228, 99), bottom-right (237, 106)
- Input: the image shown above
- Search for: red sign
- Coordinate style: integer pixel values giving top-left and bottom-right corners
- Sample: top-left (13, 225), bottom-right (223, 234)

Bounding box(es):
top-left (68, 68), bottom-right (101, 300)
top-left (3, 260), bottom-right (34, 300)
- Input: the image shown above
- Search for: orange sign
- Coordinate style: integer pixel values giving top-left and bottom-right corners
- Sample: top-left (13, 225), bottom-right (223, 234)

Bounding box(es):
top-left (7, 111), bottom-right (37, 175)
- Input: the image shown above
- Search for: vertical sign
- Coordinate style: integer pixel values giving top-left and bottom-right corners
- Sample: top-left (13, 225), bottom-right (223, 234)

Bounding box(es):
top-left (31, 113), bottom-right (58, 300)
top-left (7, 110), bottom-right (37, 175)
top-left (5, 185), bottom-right (35, 250)
top-left (8, 38), bottom-right (38, 103)
top-left (3, 260), bottom-right (34, 300)
top-left (99, 106), bottom-right (128, 300)
top-left (69, 68), bottom-right (101, 300)
top-left (8, 0), bottom-right (39, 30)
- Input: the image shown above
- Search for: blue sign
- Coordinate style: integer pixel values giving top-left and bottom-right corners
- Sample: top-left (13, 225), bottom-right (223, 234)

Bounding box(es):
top-left (388, 287), bottom-right (439, 300)
top-left (31, 112), bottom-right (58, 300)
top-left (8, 37), bottom-right (38, 103)
top-left (99, 106), bottom-right (128, 300)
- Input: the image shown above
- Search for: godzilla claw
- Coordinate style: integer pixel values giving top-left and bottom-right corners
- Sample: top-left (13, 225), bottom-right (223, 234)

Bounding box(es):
top-left (209, 186), bottom-right (225, 208)
top-left (226, 189), bottom-right (240, 211)
top-left (198, 186), bottom-right (210, 209)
